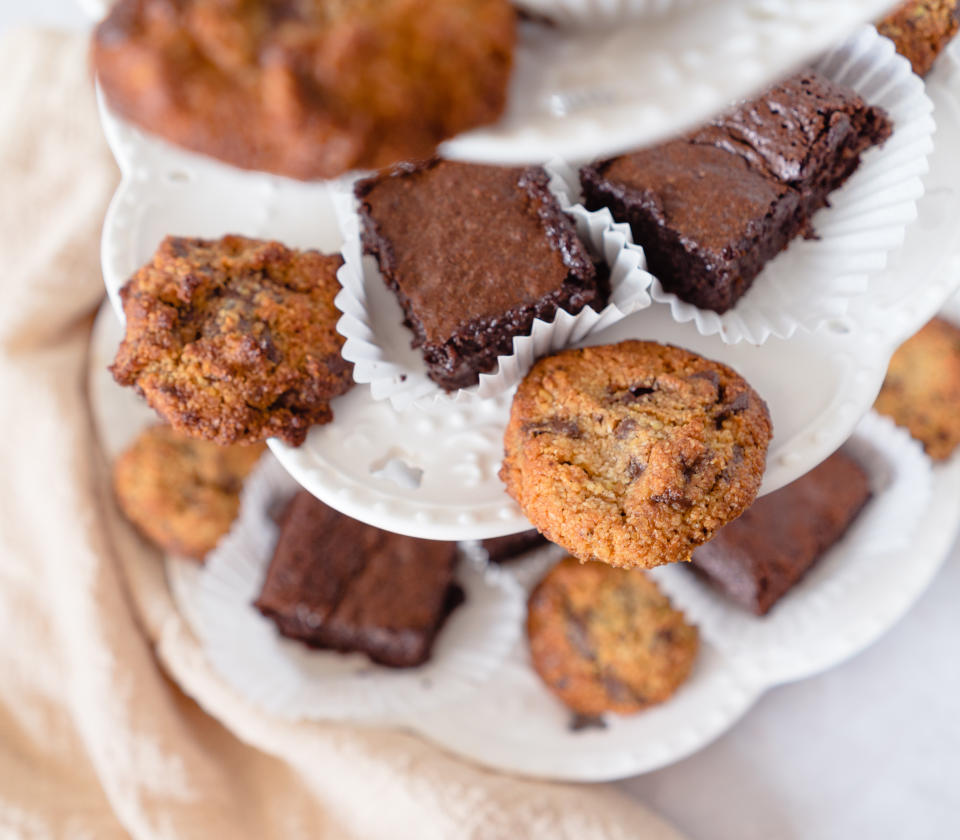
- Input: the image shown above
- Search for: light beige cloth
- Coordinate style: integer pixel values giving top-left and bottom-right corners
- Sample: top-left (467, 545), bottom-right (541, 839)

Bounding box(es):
top-left (0, 29), bottom-right (686, 840)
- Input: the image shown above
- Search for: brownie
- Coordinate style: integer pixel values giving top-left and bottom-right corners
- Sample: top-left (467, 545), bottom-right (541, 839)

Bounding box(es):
top-left (480, 528), bottom-right (548, 563)
top-left (356, 159), bottom-right (606, 389)
top-left (255, 491), bottom-right (460, 667)
top-left (581, 70), bottom-right (892, 313)
top-left (690, 451), bottom-right (872, 615)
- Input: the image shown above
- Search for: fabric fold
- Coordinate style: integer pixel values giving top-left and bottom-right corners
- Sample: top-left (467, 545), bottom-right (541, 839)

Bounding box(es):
top-left (0, 28), bottom-right (684, 840)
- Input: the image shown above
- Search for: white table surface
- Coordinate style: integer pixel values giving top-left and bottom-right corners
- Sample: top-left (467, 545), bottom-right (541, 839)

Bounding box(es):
top-left (7, 5), bottom-right (960, 839)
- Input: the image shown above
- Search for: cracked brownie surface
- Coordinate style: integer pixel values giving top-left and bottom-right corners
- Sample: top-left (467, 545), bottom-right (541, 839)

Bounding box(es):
top-left (580, 70), bottom-right (891, 314)
top-left (111, 235), bottom-right (352, 446)
top-left (92, 0), bottom-right (516, 179)
top-left (113, 425), bottom-right (264, 560)
top-left (356, 159), bottom-right (604, 389)
top-left (500, 341), bottom-right (772, 570)
top-left (874, 316), bottom-right (960, 460)
top-left (526, 557), bottom-right (698, 716)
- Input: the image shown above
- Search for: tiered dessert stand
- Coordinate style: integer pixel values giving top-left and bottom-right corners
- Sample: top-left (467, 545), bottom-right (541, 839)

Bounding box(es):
top-left (88, 0), bottom-right (960, 780)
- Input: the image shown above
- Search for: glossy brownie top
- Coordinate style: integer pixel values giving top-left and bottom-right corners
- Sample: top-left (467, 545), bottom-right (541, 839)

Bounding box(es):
top-left (356, 159), bottom-right (596, 343)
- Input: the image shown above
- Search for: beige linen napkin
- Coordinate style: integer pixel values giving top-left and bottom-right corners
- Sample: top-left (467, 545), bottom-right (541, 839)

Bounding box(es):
top-left (0, 29), bottom-right (686, 840)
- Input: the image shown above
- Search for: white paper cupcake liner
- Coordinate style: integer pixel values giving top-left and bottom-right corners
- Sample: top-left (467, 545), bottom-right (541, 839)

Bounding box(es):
top-left (333, 168), bottom-right (653, 411)
top-left (559, 25), bottom-right (934, 345)
top-left (649, 411), bottom-right (933, 685)
top-left (186, 455), bottom-right (526, 723)
top-left (514, 0), bottom-right (701, 28)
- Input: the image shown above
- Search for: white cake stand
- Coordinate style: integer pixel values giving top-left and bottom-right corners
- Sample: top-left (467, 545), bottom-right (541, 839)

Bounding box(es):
top-left (98, 45), bottom-right (960, 539)
top-left (87, 1), bottom-right (960, 781)
top-left (88, 315), bottom-right (960, 780)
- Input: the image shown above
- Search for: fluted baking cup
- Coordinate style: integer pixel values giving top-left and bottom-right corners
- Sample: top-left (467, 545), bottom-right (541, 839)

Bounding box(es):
top-left (514, 0), bottom-right (701, 28)
top-left (187, 455), bottom-right (525, 723)
top-left (649, 412), bottom-right (933, 685)
top-left (559, 25), bottom-right (934, 345)
top-left (333, 168), bottom-right (653, 411)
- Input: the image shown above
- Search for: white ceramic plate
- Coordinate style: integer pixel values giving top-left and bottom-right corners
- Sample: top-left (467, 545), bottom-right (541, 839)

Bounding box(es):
top-left (445, 0), bottom-right (904, 163)
top-left (83, 0), bottom-right (899, 168)
top-left (178, 456), bottom-right (526, 723)
top-left (413, 420), bottom-right (958, 782)
top-left (90, 297), bottom-right (896, 539)
top-left (87, 299), bottom-right (960, 781)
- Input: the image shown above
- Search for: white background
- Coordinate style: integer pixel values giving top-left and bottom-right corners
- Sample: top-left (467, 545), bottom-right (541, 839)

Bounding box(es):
top-left (6, 4), bottom-right (959, 838)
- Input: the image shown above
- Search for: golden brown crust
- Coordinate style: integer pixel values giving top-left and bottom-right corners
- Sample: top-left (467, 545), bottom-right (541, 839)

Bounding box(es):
top-left (111, 235), bottom-right (351, 446)
top-left (500, 341), bottom-right (772, 570)
top-left (113, 425), bottom-right (264, 559)
top-left (874, 316), bottom-right (960, 460)
top-left (878, 0), bottom-right (960, 77)
top-left (92, 0), bottom-right (516, 179)
top-left (526, 557), bottom-right (698, 716)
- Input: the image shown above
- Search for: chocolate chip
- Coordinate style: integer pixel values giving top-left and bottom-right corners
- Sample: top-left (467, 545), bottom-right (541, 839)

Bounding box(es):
top-left (627, 457), bottom-right (646, 480)
top-left (715, 391), bottom-right (750, 427)
top-left (601, 672), bottom-right (646, 706)
top-left (523, 418), bottom-right (582, 438)
top-left (176, 271), bottom-right (204, 302)
top-left (726, 392), bottom-right (750, 413)
top-left (569, 714), bottom-right (607, 732)
top-left (565, 612), bottom-right (595, 660)
top-left (654, 627), bottom-right (675, 645)
top-left (718, 445), bottom-right (745, 482)
top-left (650, 488), bottom-right (694, 509)
top-left (259, 331), bottom-right (282, 364)
top-left (680, 451), bottom-right (710, 481)
top-left (612, 383), bottom-right (657, 404)
top-left (689, 370), bottom-right (719, 388)
top-left (615, 418), bottom-right (639, 439)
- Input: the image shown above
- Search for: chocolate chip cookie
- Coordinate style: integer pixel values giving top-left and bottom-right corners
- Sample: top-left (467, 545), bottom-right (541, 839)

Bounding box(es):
top-left (874, 316), bottom-right (960, 460)
top-left (527, 557), bottom-right (698, 716)
top-left (113, 425), bottom-right (264, 560)
top-left (111, 235), bottom-right (352, 446)
top-left (500, 341), bottom-right (772, 569)
top-left (93, 0), bottom-right (515, 179)
top-left (878, 0), bottom-right (960, 77)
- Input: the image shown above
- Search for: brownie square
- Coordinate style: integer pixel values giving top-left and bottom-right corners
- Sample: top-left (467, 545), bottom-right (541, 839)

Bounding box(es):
top-left (480, 528), bottom-right (548, 563)
top-left (690, 451), bottom-right (872, 615)
top-left (582, 140), bottom-right (800, 313)
top-left (581, 70), bottom-right (892, 314)
top-left (356, 159), bottom-right (606, 390)
top-left (254, 491), bottom-right (460, 667)
top-left (689, 71), bottom-right (893, 211)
